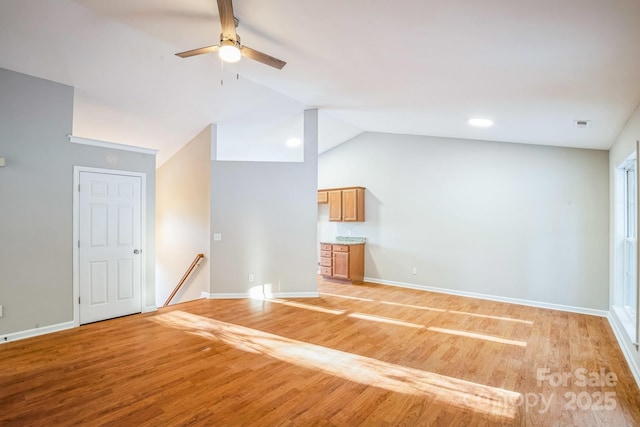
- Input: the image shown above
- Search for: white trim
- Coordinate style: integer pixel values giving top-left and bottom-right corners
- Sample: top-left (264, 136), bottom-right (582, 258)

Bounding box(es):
top-left (73, 166), bottom-right (148, 326)
top-left (202, 292), bottom-right (320, 299)
top-left (363, 277), bottom-right (609, 317)
top-left (0, 321), bottom-right (75, 344)
top-left (608, 311), bottom-right (640, 388)
top-left (612, 305), bottom-right (637, 340)
top-left (204, 293), bottom-right (250, 299)
top-left (143, 305), bottom-right (158, 313)
top-left (273, 292), bottom-right (319, 298)
top-left (69, 135), bottom-right (158, 155)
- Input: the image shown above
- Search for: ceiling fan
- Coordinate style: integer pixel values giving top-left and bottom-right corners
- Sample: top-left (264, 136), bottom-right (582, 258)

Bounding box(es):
top-left (175, 0), bottom-right (286, 70)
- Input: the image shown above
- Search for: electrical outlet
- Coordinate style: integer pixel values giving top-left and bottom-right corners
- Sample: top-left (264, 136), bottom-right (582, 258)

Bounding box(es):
top-left (213, 233), bottom-right (222, 241)
top-left (412, 267), bottom-right (417, 275)
top-left (248, 274), bottom-right (254, 283)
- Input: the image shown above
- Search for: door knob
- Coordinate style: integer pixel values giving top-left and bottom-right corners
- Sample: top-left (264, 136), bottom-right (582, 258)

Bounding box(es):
top-left (133, 249), bottom-right (141, 254)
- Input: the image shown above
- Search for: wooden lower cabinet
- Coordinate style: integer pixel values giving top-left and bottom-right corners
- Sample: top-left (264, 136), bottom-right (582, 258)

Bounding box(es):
top-left (319, 243), bottom-right (365, 283)
top-left (332, 251), bottom-right (350, 279)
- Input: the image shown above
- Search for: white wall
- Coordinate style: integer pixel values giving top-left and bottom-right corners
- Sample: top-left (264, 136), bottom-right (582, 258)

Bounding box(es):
top-left (608, 103), bottom-right (640, 382)
top-left (209, 110), bottom-right (319, 297)
top-left (319, 132), bottom-right (609, 310)
top-left (156, 126), bottom-right (211, 306)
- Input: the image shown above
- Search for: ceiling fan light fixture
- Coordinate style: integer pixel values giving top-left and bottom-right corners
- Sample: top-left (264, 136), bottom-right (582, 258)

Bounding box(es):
top-left (219, 39), bottom-right (241, 63)
top-left (174, 0), bottom-right (286, 69)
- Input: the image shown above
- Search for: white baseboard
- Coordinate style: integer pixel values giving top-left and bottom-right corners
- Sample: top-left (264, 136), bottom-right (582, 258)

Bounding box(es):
top-left (363, 277), bottom-right (609, 317)
top-left (607, 311), bottom-right (640, 388)
top-left (143, 305), bottom-right (158, 313)
top-left (0, 320), bottom-right (75, 344)
top-left (273, 292), bottom-right (319, 298)
top-left (204, 292), bottom-right (249, 299)
top-left (202, 291), bottom-right (319, 299)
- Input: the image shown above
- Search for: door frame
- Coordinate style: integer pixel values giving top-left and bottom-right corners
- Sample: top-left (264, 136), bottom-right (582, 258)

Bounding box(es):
top-left (72, 166), bottom-right (147, 327)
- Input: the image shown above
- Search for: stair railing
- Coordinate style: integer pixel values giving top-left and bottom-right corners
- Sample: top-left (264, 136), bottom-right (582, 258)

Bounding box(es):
top-left (163, 253), bottom-right (205, 307)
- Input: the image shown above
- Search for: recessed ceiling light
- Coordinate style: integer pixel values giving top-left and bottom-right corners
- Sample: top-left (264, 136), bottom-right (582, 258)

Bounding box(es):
top-left (286, 137), bottom-right (302, 148)
top-left (468, 118), bottom-right (494, 128)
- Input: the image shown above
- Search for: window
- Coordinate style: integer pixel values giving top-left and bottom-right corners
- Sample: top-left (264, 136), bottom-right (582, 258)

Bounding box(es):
top-left (615, 152), bottom-right (638, 340)
top-left (623, 162), bottom-right (637, 318)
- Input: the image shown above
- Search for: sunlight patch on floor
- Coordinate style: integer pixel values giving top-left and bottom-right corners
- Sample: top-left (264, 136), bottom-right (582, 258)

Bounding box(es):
top-left (347, 312), bottom-right (425, 329)
top-left (319, 291), bottom-right (533, 325)
top-left (268, 298), bottom-right (346, 315)
top-left (319, 292), bottom-right (375, 302)
top-left (428, 326), bottom-right (527, 347)
top-left (380, 300), bottom-right (447, 313)
top-left (447, 310), bottom-right (534, 325)
top-left (151, 311), bottom-right (521, 421)
top-left (265, 295), bottom-right (528, 346)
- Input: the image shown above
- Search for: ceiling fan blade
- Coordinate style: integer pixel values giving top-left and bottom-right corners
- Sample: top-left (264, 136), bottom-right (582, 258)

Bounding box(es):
top-left (240, 46), bottom-right (286, 70)
top-left (217, 0), bottom-right (237, 41)
top-left (175, 45), bottom-right (220, 58)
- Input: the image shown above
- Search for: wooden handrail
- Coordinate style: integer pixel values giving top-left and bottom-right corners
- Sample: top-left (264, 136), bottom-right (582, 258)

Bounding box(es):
top-left (163, 253), bottom-right (205, 307)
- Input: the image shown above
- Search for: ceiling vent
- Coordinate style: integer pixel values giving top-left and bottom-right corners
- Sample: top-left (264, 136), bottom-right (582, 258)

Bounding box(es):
top-left (574, 120), bottom-right (591, 129)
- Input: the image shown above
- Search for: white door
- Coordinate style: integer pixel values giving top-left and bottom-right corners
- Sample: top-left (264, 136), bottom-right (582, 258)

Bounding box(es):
top-left (79, 171), bottom-right (142, 324)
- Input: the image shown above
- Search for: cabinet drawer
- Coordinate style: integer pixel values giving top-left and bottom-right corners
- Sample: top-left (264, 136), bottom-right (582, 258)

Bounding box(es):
top-left (320, 258), bottom-right (332, 267)
top-left (320, 250), bottom-right (332, 258)
top-left (320, 266), bottom-right (332, 276)
top-left (332, 245), bottom-right (349, 252)
top-left (320, 244), bottom-right (332, 251)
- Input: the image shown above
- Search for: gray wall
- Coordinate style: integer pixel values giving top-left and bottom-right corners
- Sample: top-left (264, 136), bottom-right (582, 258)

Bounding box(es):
top-left (156, 126), bottom-right (211, 306)
top-left (210, 110), bottom-right (318, 296)
top-left (0, 68), bottom-right (156, 336)
top-left (319, 132), bottom-right (609, 310)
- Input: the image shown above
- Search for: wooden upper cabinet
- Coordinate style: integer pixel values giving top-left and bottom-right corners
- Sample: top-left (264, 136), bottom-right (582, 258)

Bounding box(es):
top-left (317, 191), bottom-right (328, 204)
top-left (328, 190), bottom-right (343, 221)
top-left (319, 186), bottom-right (365, 222)
top-left (341, 188), bottom-right (364, 222)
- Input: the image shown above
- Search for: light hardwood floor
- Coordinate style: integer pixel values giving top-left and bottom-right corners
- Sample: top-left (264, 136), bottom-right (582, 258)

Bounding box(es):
top-left (1, 280), bottom-right (639, 426)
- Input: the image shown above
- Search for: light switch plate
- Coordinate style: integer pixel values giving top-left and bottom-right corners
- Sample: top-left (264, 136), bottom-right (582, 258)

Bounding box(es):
top-left (0, 157), bottom-right (5, 167)
top-left (213, 233), bottom-right (222, 241)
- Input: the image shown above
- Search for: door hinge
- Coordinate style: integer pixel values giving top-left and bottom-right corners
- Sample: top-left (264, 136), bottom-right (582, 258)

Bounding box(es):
top-left (78, 240), bottom-right (80, 248)
top-left (78, 184), bottom-right (81, 192)
top-left (78, 297), bottom-right (81, 304)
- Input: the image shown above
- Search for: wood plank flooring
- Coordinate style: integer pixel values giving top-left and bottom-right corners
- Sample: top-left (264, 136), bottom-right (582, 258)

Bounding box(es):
top-left (1, 280), bottom-right (639, 426)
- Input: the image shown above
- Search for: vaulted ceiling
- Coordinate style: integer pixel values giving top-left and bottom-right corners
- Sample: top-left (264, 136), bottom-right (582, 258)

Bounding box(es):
top-left (1, 0), bottom-right (639, 165)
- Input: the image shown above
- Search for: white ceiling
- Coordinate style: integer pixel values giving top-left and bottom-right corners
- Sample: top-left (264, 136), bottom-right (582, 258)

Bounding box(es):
top-left (1, 0), bottom-right (639, 165)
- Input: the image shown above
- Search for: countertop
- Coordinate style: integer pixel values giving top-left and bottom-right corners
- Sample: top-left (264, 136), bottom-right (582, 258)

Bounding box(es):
top-left (320, 236), bottom-right (367, 245)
